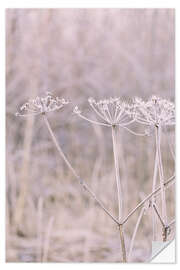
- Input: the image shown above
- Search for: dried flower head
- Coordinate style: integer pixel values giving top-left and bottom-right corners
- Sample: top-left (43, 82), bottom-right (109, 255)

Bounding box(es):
top-left (16, 92), bottom-right (69, 117)
top-left (133, 96), bottom-right (175, 127)
top-left (74, 97), bottom-right (134, 127)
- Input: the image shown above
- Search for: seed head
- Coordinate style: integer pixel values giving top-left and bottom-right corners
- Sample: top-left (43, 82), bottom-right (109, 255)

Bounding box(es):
top-left (16, 92), bottom-right (69, 117)
top-left (74, 97), bottom-right (135, 128)
top-left (133, 96), bottom-right (175, 127)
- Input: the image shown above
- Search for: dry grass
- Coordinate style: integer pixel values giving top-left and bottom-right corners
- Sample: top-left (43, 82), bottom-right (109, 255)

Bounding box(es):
top-left (6, 8), bottom-right (175, 262)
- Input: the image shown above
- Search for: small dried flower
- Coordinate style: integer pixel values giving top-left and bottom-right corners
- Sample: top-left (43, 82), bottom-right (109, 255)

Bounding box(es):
top-left (16, 92), bottom-right (69, 117)
top-left (133, 96), bottom-right (175, 127)
top-left (74, 97), bottom-right (134, 127)
top-left (73, 106), bottom-right (81, 115)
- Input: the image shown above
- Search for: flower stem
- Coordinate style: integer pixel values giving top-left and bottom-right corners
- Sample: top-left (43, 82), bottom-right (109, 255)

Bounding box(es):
top-left (128, 207), bottom-right (145, 261)
top-left (111, 125), bottom-right (126, 262)
top-left (43, 114), bottom-right (119, 225)
top-left (152, 151), bottom-right (158, 241)
top-left (119, 224), bottom-right (127, 262)
top-left (155, 126), bottom-right (168, 227)
top-left (111, 125), bottom-right (123, 221)
top-left (122, 175), bottom-right (174, 225)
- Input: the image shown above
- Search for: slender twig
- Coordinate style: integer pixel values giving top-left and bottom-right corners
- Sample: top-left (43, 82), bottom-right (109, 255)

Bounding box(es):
top-left (43, 114), bottom-right (119, 226)
top-left (122, 175), bottom-right (175, 225)
top-left (111, 125), bottom-right (123, 221)
top-left (128, 207), bottom-right (146, 261)
top-left (155, 126), bottom-right (167, 225)
top-left (118, 125), bottom-right (147, 136)
top-left (152, 151), bottom-right (158, 241)
top-left (153, 203), bottom-right (165, 227)
top-left (152, 207), bottom-right (170, 242)
top-left (118, 224), bottom-right (127, 262)
top-left (77, 113), bottom-right (111, 127)
top-left (111, 125), bottom-right (127, 262)
top-left (168, 219), bottom-right (175, 227)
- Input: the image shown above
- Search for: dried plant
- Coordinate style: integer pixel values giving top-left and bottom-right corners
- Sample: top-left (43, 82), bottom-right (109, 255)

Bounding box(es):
top-left (16, 92), bottom-right (69, 116)
top-left (74, 97), bottom-right (139, 262)
top-left (16, 93), bottom-right (175, 262)
top-left (133, 96), bottom-right (175, 241)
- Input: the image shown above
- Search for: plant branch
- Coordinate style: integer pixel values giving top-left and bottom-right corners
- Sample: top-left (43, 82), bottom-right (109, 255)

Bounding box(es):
top-left (128, 207), bottom-right (146, 261)
top-left (152, 151), bottom-right (158, 241)
top-left (155, 125), bottom-right (167, 225)
top-left (153, 203), bottom-right (165, 227)
top-left (43, 114), bottom-right (119, 225)
top-left (168, 219), bottom-right (175, 227)
top-left (122, 175), bottom-right (175, 225)
top-left (111, 125), bottom-right (123, 221)
top-left (118, 224), bottom-right (127, 262)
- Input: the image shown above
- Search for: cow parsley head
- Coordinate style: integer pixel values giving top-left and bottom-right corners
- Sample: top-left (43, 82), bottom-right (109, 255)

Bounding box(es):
top-left (73, 97), bottom-right (134, 127)
top-left (16, 92), bottom-right (69, 117)
top-left (133, 96), bottom-right (175, 127)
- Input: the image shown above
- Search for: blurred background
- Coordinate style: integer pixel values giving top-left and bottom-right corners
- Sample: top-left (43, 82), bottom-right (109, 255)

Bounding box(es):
top-left (6, 8), bottom-right (175, 262)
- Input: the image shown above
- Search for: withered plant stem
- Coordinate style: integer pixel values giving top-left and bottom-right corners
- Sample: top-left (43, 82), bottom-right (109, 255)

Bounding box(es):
top-left (111, 125), bottom-right (123, 221)
top-left (152, 151), bottom-right (158, 241)
top-left (111, 125), bottom-right (126, 262)
top-left (153, 203), bottom-right (165, 228)
top-left (118, 224), bottom-right (127, 262)
top-left (155, 126), bottom-right (168, 226)
top-left (43, 114), bottom-right (119, 225)
top-left (122, 175), bottom-right (175, 225)
top-left (128, 207), bottom-right (146, 261)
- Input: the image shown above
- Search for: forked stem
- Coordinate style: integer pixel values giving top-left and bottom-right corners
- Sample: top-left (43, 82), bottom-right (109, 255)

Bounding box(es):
top-left (43, 114), bottom-right (119, 225)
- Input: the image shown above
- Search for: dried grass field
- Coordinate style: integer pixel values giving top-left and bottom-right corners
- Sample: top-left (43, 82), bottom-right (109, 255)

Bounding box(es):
top-left (6, 8), bottom-right (175, 262)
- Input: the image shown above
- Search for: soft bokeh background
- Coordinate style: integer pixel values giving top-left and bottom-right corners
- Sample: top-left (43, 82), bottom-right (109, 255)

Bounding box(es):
top-left (6, 8), bottom-right (175, 262)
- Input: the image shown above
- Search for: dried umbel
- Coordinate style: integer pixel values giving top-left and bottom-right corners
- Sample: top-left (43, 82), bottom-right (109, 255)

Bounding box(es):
top-left (16, 92), bottom-right (69, 117)
top-left (133, 96), bottom-right (175, 127)
top-left (15, 92), bottom-right (175, 261)
top-left (74, 97), bottom-right (134, 127)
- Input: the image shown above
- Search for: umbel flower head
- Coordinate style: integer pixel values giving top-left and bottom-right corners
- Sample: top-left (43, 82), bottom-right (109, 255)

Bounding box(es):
top-left (74, 97), bottom-right (134, 127)
top-left (133, 96), bottom-right (175, 127)
top-left (16, 92), bottom-right (69, 117)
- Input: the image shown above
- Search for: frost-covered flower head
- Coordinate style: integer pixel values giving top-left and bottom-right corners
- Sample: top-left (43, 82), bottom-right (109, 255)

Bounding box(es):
top-left (74, 97), bottom-right (134, 127)
top-left (133, 96), bottom-right (175, 127)
top-left (16, 92), bottom-right (69, 117)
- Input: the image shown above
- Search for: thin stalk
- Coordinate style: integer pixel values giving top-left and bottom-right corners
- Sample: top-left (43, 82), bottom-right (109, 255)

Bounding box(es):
top-left (111, 125), bottom-right (126, 262)
top-left (155, 126), bottom-right (167, 225)
top-left (168, 219), bottom-right (175, 227)
top-left (122, 175), bottom-right (175, 225)
top-left (152, 151), bottom-right (158, 241)
top-left (128, 207), bottom-right (146, 261)
top-left (153, 203), bottom-right (165, 228)
top-left (78, 113), bottom-right (111, 127)
top-left (152, 203), bottom-right (169, 241)
top-left (119, 125), bottom-right (147, 136)
top-left (43, 114), bottom-right (119, 226)
top-left (119, 224), bottom-right (127, 262)
top-left (111, 125), bottom-right (123, 221)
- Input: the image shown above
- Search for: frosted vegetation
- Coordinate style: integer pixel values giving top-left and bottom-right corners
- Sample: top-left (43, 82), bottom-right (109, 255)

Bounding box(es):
top-left (6, 9), bottom-right (175, 262)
